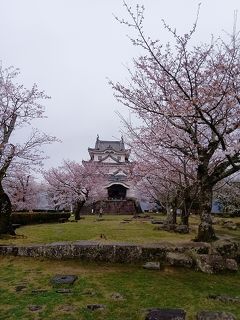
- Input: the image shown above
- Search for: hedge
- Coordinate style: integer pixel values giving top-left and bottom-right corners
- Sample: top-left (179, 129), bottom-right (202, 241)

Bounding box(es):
top-left (11, 212), bottom-right (71, 225)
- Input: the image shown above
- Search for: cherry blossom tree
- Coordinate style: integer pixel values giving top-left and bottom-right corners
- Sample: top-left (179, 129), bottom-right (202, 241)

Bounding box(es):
top-left (135, 167), bottom-right (180, 222)
top-left (3, 166), bottom-right (40, 211)
top-left (0, 65), bottom-right (56, 234)
top-left (111, 4), bottom-right (240, 241)
top-left (132, 146), bottom-right (197, 227)
top-left (44, 160), bottom-right (104, 220)
top-left (213, 176), bottom-right (240, 215)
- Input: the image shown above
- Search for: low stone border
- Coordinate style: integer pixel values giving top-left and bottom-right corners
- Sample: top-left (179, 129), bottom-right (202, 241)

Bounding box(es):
top-left (0, 240), bottom-right (222, 261)
top-left (0, 240), bottom-right (239, 269)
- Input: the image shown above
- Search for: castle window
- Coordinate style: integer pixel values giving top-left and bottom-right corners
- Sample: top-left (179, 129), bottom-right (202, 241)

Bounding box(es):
top-left (98, 156), bottom-right (102, 160)
top-left (117, 156), bottom-right (121, 161)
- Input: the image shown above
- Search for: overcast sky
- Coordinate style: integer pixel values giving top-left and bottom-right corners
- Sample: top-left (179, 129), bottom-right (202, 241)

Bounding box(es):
top-left (0, 0), bottom-right (239, 171)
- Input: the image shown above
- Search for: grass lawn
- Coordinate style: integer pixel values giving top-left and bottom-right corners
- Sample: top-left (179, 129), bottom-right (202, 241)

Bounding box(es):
top-left (0, 256), bottom-right (239, 320)
top-left (1, 214), bottom-right (240, 246)
top-left (0, 215), bottom-right (240, 319)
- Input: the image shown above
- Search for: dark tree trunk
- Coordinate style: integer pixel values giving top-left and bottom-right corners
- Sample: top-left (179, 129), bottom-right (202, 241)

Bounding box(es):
top-left (195, 185), bottom-right (217, 242)
top-left (0, 184), bottom-right (15, 235)
top-left (181, 211), bottom-right (189, 226)
top-left (181, 195), bottom-right (191, 226)
top-left (166, 205), bottom-right (177, 225)
top-left (74, 200), bottom-right (85, 220)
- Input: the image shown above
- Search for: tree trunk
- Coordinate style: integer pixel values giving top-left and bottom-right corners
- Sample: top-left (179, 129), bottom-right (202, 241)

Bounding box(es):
top-left (181, 196), bottom-right (191, 226)
top-left (0, 184), bottom-right (15, 235)
top-left (166, 205), bottom-right (177, 225)
top-left (74, 201), bottom-right (85, 220)
top-left (195, 185), bottom-right (217, 242)
top-left (181, 210), bottom-right (189, 226)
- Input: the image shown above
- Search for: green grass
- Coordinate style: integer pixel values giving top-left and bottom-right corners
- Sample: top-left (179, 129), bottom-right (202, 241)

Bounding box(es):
top-left (0, 215), bottom-right (240, 319)
top-left (0, 256), bottom-right (239, 320)
top-left (1, 214), bottom-right (194, 245)
top-left (1, 214), bottom-right (240, 246)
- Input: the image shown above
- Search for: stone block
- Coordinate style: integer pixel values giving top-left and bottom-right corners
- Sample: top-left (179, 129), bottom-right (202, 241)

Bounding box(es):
top-left (195, 254), bottom-right (238, 273)
top-left (208, 294), bottom-right (240, 303)
top-left (28, 305), bottom-right (43, 312)
top-left (114, 244), bottom-right (141, 263)
top-left (145, 308), bottom-right (186, 319)
top-left (143, 262), bottom-right (161, 270)
top-left (166, 252), bottom-right (193, 268)
top-left (56, 288), bottom-right (73, 294)
top-left (31, 289), bottom-right (48, 294)
top-left (174, 225), bottom-right (189, 234)
top-left (15, 285), bottom-right (27, 292)
top-left (110, 292), bottom-right (124, 300)
top-left (196, 311), bottom-right (236, 319)
top-left (51, 275), bottom-right (78, 285)
top-left (151, 220), bottom-right (164, 224)
top-left (141, 245), bottom-right (167, 261)
top-left (212, 240), bottom-right (239, 259)
top-left (86, 304), bottom-right (105, 311)
top-left (225, 259), bottom-right (238, 272)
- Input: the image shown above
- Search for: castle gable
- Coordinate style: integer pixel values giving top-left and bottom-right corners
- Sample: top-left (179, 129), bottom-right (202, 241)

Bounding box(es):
top-left (101, 154), bottom-right (120, 163)
top-left (112, 169), bottom-right (128, 176)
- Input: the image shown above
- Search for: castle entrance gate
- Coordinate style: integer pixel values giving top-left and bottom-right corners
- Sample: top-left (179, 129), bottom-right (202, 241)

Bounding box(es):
top-left (107, 184), bottom-right (127, 200)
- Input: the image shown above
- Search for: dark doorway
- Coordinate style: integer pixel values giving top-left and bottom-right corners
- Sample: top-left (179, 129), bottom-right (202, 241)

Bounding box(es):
top-left (107, 184), bottom-right (127, 200)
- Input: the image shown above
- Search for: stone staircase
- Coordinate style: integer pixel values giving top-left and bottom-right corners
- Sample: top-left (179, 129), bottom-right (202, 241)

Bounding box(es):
top-left (81, 199), bottom-right (140, 215)
top-left (100, 199), bottom-right (138, 214)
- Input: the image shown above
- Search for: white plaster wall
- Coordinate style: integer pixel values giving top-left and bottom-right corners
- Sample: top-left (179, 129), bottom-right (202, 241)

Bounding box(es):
top-left (91, 153), bottom-right (137, 200)
top-left (125, 181), bottom-right (137, 198)
top-left (102, 157), bottom-right (117, 163)
top-left (93, 154), bottom-right (103, 161)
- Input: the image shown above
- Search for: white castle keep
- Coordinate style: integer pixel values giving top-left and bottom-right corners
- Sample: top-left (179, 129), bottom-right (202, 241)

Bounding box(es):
top-left (83, 135), bottom-right (139, 214)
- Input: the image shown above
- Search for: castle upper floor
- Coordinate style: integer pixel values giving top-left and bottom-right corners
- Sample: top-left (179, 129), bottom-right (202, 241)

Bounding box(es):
top-left (88, 135), bottom-right (131, 164)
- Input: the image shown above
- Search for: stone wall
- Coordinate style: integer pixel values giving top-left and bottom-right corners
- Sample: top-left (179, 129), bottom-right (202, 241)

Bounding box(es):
top-left (0, 240), bottom-right (211, 262)
top-left (81, 199), bottom-right (140, 215)
top-left (100, 200), bottom-right (139, 214)
top-left (1, 240), bottom-right (239, 272)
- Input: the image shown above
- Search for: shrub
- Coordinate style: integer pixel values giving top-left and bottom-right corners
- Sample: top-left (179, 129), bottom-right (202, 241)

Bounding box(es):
top-left (11, 212), bottom-right (71, 225)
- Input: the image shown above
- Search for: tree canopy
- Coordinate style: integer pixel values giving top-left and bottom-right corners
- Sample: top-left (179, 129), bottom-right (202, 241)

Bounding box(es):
top-left (111, 3), bottom-right (240, 241)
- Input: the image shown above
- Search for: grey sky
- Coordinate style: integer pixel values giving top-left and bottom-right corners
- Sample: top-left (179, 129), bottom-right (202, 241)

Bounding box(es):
top-left (0, 0), bottom-right (239, 171)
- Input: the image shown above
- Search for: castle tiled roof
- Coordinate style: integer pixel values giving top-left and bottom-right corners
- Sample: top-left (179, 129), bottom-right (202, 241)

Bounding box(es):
top-left (95, 140), bottom-right (125, 151)
top-left (87, 136), bottom-right (131, 162)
